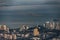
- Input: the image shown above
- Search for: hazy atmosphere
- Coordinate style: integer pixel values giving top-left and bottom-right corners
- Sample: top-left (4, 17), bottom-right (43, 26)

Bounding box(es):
top-left (0, 0), bottom-right (60, 28)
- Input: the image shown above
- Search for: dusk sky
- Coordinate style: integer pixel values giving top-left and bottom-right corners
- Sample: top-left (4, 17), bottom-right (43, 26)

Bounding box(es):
top-left (0, 0), bottom-right (60, 28)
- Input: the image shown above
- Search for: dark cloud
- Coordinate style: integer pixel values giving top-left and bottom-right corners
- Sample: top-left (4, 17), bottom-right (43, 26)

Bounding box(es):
top-left (0, 0), bottom-right (60, 28)
top-left (0, 0), bottom-right (60, 6)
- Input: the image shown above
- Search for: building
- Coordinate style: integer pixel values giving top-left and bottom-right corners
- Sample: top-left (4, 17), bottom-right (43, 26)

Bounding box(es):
top-left (12, 34), bottom-right (17, 40)
top-left (45, 20), bottom-right (60, 30)
top-left (2, 25), bottom-right (7, 31)
top-left (0, 25), bottom-right (7, 31)
top-left (52, 38), bottom-right (60, 40)
top-left (0, 25), bottom-right (2, 30)
top-left (25, 33), bottom-right (29, 38)
top-left (33, 27), bottom-right (39, 36)
top-left (45, 21), bottom-right (50, 29)
top-left (30, 37), bottom-right (40, 40)
top-left (19, 25), bottom-right (29, 31)
top-left (4, 34), bottom-right (7, 39)
top-left (8, 35), bottom-right (12, 40)
top-left (55, 22), bottom-right (60, 30)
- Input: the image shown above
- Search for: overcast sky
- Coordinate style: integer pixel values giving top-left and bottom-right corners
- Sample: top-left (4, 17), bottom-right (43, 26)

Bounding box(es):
top-left (0, 0), bottom-right (60, 28)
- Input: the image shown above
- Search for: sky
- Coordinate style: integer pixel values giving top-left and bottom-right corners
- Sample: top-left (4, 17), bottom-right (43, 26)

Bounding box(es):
top-left (0, 0), bottom-right (60, 28)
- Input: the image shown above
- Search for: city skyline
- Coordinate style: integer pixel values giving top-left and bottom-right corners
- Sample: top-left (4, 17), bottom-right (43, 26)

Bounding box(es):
top-left (0, 0), bottom-right (60, 40)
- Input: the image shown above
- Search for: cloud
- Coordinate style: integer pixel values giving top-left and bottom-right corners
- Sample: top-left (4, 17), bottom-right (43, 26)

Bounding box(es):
top-left (0, 0), bottom-right (60, 6)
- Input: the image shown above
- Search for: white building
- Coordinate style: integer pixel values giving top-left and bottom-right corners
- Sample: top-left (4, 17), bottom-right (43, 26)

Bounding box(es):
top-left (55, 22), bottom-right (60, 30)
top-left (52, 38), bottom-right (60, 40)
top-left (45, 21), bottom-right (60, 30)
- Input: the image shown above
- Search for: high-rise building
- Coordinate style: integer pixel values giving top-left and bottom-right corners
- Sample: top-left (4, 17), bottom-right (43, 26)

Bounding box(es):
top-left (0, 25), bottom-right (2, 30)
top-left (45, 21), bottom-right (55, 29)
top-left (12, 34), bottom-right (17, 40)
top-left (4, 34), bottom-right (7, 39)
top-left (1, 25), bottom-right (7, 31)
top-left (6, 28), bottom-right (9, 33)
top-left (7, 34), bottom-right (13, 40)
top-left (45, 19), bottom-right (60, 30)
top-left (49, 22), bottom-right (55, 29)
top-left (45, 21), bottom-right (50, 29)
top-left (33, 27), bottom-right (39, 36)
top-left (3, 25), bottom-right (7, 30)
top-left (9, 35), bottom-right (12, 40)
top-left (52, 38), bottom-right (60, 40)
top-left (56, 22), bottom-right (60, 30)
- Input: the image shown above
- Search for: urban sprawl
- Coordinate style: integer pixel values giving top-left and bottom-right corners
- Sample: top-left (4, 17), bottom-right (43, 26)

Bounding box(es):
top-left (0, 20), bottom-right (60, 40)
